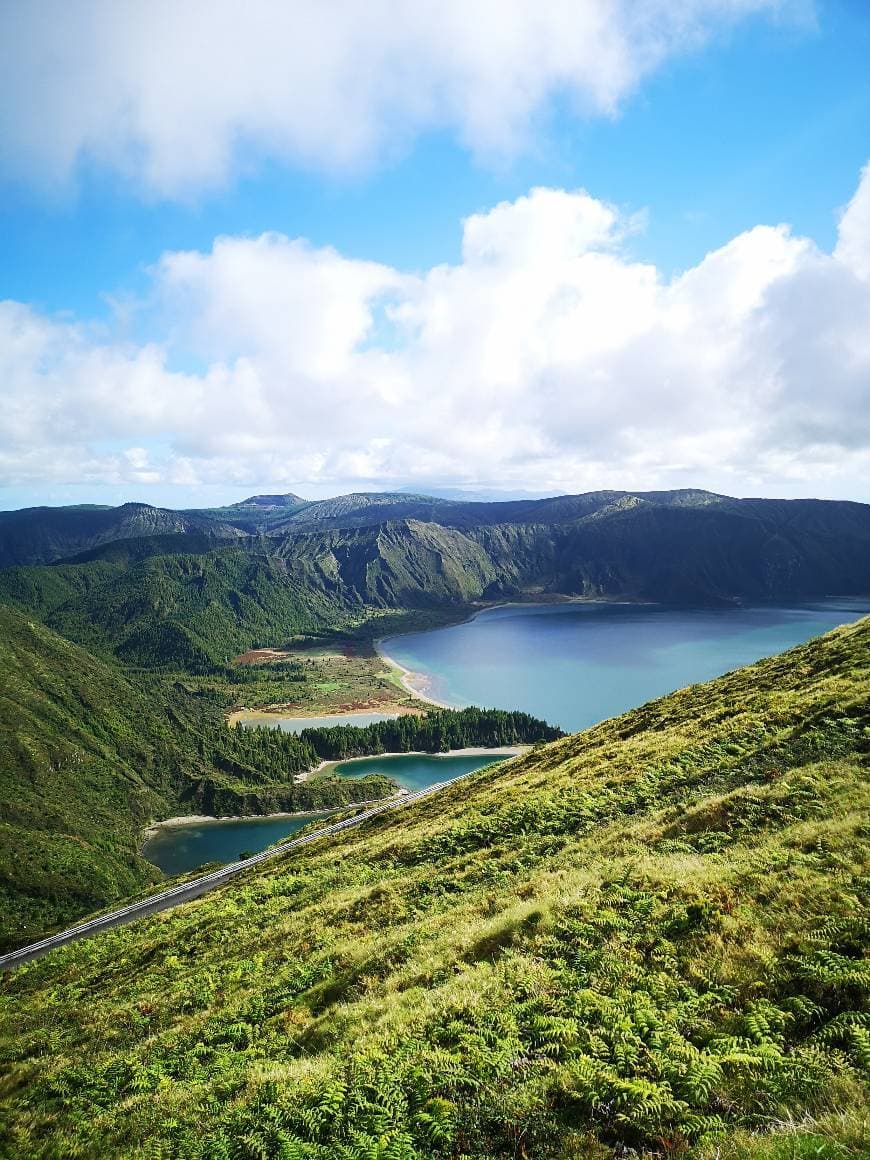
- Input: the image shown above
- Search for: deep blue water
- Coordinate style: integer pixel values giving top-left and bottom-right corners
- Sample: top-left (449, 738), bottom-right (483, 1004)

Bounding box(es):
top-left (382, 599), bottom-right (870, 732)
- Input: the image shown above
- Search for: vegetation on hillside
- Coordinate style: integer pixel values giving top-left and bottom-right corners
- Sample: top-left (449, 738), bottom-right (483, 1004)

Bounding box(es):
top-left (0, 501), bottom-right (243, 568)
top-left (0, 605), bottom-right (559, 950)
top-left (0, 549), bottom-right (359, 671)
top-left (295, 706), bottom-right (564, 760)
top-left (1, 620), bottom-right (867, 1157)
top-left (0, 606), bottom-right (394, 949)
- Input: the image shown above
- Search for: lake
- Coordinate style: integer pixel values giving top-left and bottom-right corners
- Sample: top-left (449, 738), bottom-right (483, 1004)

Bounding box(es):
top-left (333, 752), bottom-right (510, 791)
top-left (143, 753), bottom-right (509, 874)
top-left (144, 598), bottom-right (868, 876)
top-left (381, 599), bottom-right (870, 732)
top-left (142, 813), bottom-right (331, 876)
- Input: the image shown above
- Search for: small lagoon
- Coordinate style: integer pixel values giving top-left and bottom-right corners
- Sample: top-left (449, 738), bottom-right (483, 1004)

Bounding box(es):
top-left (143, 752), bottom-right (509, 875)
top-left (142, 813), bottom-right (331, 876)
top-left (333, 751), bottom-right (510, 791)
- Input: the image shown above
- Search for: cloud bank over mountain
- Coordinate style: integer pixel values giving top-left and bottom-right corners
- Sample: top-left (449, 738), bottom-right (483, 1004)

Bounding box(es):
top-left (0, 0), bottom-right (802, 195)
top-left (1, 164), bottom-right (868, 499)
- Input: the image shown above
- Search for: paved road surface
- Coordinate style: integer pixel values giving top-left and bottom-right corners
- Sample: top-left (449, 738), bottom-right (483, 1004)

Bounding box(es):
top-left (0, 779), bottom-right (454, 971)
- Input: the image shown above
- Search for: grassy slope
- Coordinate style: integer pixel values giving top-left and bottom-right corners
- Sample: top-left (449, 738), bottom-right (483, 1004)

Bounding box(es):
top-left (1, 621), bottom-right (867, 1158)
top-left (0, 606), bottom-right (394, 950)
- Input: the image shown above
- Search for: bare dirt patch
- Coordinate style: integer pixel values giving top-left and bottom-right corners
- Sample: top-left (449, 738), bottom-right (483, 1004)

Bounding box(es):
top-left (234, 648), bottom-right (295, 665)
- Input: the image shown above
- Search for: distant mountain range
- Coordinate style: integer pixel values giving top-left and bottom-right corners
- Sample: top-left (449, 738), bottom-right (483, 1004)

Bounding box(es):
top-left (0, 501), bottom-right (245, 568)
top-left (1, 488), bottom-right (869, 669)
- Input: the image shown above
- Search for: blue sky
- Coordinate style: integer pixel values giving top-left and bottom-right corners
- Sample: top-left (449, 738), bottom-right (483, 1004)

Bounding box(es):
top-left (1, 0), bottom-right (869, 509)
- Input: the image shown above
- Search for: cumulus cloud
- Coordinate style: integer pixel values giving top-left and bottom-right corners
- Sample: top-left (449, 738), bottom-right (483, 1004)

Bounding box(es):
top-left (0, 0), bottom-right (799, 194)
top-left (3, 167), bottom-right (870, 499)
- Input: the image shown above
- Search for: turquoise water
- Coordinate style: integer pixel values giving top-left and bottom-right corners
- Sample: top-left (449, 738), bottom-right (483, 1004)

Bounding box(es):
top-left (238, 711), bottom-right (401, 734)
top-left (142, 813), bottom-right (331, 876)
top-left (382, 599), bottom-right (870, 732)
top-left (143, 754), bottom-right (508, 873)
top-left (333, 752), bottom-right (509, 791)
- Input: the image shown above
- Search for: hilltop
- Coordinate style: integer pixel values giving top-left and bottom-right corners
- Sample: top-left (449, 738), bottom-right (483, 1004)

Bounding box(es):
top-left (1, 619), bottom-right (867, 1158)
top-left (0, 501), bottom-right (244, 568)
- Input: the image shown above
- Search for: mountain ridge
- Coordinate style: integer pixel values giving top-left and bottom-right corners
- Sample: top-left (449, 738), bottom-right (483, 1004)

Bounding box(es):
top-left (0, 501), bottom-right (245, 569)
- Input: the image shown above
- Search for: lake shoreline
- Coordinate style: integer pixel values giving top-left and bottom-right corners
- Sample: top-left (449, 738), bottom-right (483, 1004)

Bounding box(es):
top-left (228, 595), bottom-right (649, 724)
top-left (373, 639), bottom-right (457, 708)
top-left (142, 746), bottom-right (523, 841)
top-left (373, 594), bottom-right (659, 708)
top-left (141, 794), bottom-right (406, 843)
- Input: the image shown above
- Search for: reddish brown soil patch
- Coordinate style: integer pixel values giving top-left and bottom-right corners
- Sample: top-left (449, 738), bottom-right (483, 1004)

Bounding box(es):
top-left (233, 647), bottom-right (292, 666)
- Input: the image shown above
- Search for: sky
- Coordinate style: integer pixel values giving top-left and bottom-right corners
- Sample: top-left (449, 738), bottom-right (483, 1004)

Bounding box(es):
top-left (1, 0), bottom-right (869, 511)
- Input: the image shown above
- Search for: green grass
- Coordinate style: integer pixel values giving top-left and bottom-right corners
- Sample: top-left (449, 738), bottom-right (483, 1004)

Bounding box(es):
top-left (0, 548), bottom-right (359, 672)
top-left (0, 619), bottom-right (867, 1157)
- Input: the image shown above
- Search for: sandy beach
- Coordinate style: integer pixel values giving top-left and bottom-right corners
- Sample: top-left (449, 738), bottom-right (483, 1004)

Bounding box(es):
top-left (327, 746), bottom-right (525, 768)
top-left (141, 793), bottom-right (408, 841)
top-left (374, 637), bottom-right (456, 709)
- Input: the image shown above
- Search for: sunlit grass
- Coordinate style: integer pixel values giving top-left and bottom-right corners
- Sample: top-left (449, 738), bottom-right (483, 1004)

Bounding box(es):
top-left (0, 619), bottom-right (867, 1157)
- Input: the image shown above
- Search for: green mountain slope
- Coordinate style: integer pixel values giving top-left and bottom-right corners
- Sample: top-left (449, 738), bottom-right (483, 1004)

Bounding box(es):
top-left (2, 620), bottom-right (867, 1158)
top-left (0, 606), bottom-right (396, 949)
top-left (186, 494), bottom-right (311, 533)
top-left (0, 549), bottom-right (358, 670)
top-left (270, 497), bottom-right (870, 606)
top-left (4, 490), bottom-right (870, 609)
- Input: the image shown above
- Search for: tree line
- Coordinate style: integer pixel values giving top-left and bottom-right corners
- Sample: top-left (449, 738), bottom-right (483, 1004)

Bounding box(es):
top-left (234, 706), bottom-right (564, 776)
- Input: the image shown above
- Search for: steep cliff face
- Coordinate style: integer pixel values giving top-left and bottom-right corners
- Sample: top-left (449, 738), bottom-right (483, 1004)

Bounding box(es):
top-left (272, 519), bottom-right (499, 606)
top-left (272, 495), bottom-right (870, 607)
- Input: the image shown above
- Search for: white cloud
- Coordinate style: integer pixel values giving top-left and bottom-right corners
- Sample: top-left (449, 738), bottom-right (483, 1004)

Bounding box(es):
top-left (2, 165), bottom-right (870, 500)
top-left (0, 0), bottom-right (800, 195)
top-left (835, 162), bottom-right (870, 282)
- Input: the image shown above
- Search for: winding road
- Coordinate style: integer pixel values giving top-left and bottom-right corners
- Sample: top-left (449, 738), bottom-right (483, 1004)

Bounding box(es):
top-left (0, 779), bottom-right (455, 971)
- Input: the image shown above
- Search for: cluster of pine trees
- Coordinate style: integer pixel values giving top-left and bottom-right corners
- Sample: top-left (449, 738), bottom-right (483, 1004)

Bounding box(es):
top-left (217, 716), bottom-right (318, 780)
top-left (232, 707), bottom-right (562, 774)
top-left (299, 707), bottom-right (564, 761)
